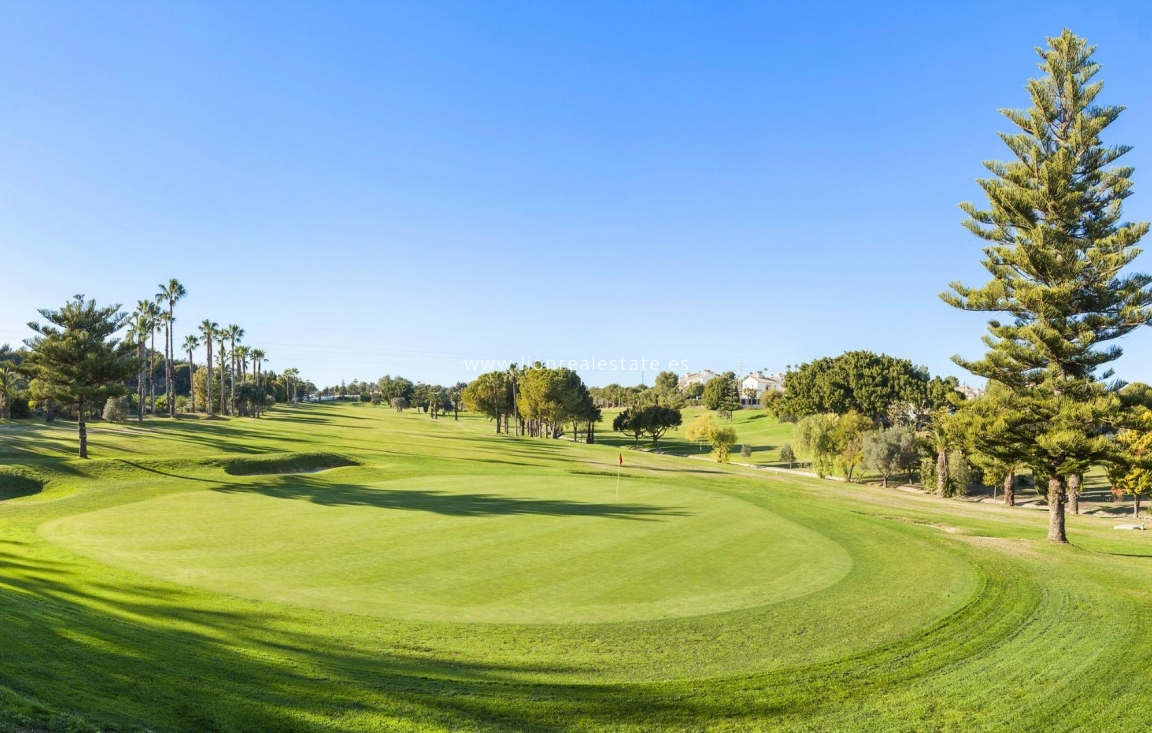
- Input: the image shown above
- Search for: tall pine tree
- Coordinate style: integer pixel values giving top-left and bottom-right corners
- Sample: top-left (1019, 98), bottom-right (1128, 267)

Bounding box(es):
top-left (22, 296), bottom-right (140, 458)
top-left (943, 29), bottom-right (1151, 542)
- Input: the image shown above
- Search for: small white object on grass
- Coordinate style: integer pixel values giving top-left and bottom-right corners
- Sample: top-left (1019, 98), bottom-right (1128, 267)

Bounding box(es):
top-left (1113, 523), bottom-right (1146, 530)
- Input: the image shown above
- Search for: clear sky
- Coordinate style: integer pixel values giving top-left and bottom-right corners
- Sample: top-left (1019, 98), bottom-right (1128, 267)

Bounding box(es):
top-left (2, 0), bottom-right (1151, 388)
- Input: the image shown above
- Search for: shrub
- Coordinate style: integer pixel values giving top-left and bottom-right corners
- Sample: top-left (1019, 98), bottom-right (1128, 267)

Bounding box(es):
top-left (102, 396), bottom-right (129, 423)
top-left (740, 444), bottom-right (752, 458)
top-left (10, 397), bottom-right (29, 419)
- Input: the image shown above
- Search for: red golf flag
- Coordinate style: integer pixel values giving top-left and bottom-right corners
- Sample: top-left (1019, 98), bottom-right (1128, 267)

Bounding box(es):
top-left (618, 454), bottom-right (623, 466)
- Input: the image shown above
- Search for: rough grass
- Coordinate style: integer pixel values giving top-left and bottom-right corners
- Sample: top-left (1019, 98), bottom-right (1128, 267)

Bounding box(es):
top-left (1, 403), bottom-right (1151, 731)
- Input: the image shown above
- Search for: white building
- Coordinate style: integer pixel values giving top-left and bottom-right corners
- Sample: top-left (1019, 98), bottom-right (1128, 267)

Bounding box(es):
top-left (956, 384), bottom-right (985, 400)
top-left (740, 372), bottom-right (784, 407)
top-left (678, 370), bottom-right (717, 391)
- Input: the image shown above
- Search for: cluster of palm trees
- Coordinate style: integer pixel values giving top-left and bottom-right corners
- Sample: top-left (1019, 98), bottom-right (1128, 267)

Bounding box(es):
top-left (128, 278), bottom-right (272, 420)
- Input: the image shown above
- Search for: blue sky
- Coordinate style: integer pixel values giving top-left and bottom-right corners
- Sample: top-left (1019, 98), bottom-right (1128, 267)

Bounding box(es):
top-left (2, 0), bottom-right (1151, 388)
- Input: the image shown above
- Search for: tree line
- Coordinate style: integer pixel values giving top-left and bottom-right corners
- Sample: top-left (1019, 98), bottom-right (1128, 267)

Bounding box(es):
top-left (2, 281), bottom-right (310, 457)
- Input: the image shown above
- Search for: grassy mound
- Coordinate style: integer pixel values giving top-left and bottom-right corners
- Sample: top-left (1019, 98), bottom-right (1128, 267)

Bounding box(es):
top-left (0, 466), bottom-right (45, 501)
top-left (219, 451), bottom-right (358, 476)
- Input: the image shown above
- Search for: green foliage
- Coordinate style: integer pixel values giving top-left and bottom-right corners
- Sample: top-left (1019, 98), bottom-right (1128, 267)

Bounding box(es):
top-left (943, 30), bottom-right (1152, 540)
top-left (0, 364), bottom-right (25, 419)
top-left (684, 413), bottom-right (738, 462)
top-left (944, 30), bottom-right (1151, 391)
top-left (778, 351), bottom-right (957, 422)
top-left (793, 414), bottom-right (837, 477)
top-left (833, 411), bottom-right (872, 481)
top-left (21, 295), bottom-right (140, 457)
top-left (861, 426), bottom-right (918, 487)
top-left (1104, 408), bottom-right (1152, 516)
top-left (101, 396), bottom-right (129, 423)
top-left (610, 405), bottom-right (684, 448)
top-left (234, 382), bottom-right (271, 417)
top-left (702, 372), bottom-right (740, 412)
top-left (779, 443), bottom-right (795, 467)
top-left (759, 388), bottom-right (782, 416)
top-left (461, 371), bottom-right (510, 426)
top-left (613, 407), bottom-right (646, 446)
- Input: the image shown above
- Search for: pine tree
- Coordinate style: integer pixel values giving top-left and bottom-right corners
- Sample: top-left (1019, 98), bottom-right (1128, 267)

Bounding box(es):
top-left (943, 30), bottom-right (1151, 542)
top-left (21, 296), bottom-right (140, 458)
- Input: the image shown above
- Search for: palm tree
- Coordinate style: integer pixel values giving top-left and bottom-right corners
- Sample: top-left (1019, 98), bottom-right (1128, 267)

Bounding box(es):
top-left (198, 320), bottom-right (218, 415)
top-left (135, 300), bottom-right (161, 417)
top-left (217, 336), bottom-right (228, 416)
top-left (130, 304), bottom-right (154, 422)
top-left (226, 324), bottom-right (244, 416)
top-left (251, 349), bottom-right (266, 382)
top-left (0, 364), bottom-right (24, 419)
top-left (283, 368), bottom-right (299, 405)
top-left (156, 279), bottom-right (187, 418)
top-left (234, 344), bottom-right (250, 381)
top-left (182, 334), bottom-right (200, 414)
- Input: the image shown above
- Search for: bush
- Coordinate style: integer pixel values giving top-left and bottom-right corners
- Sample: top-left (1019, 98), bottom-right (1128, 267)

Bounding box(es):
top-left (779, 443), bottom-right (795, 468)
top-left (359, 393), bottom-right (371, 403)
top-left (102, 396), bottom-right (129, 423)
top-left (740, 444), bottom-right (752, 458)
top-left (919, 456), bottom-right (937, 490)
top-left (9, 397), bottom-right (29, 419)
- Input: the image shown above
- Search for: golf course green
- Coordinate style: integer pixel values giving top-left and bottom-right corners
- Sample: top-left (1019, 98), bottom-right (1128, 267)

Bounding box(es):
top-left (2, 402), bottom-right (1151, 731)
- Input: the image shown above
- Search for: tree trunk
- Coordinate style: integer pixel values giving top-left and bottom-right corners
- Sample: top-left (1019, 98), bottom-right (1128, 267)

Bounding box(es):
top-left (1135, 494), bottom-right (1142, 518)
top-left (882, 475), bottom-right (888, 488)
top-left (188, 350), bottom-right (195, 413)
top-left (206, 342), bottom-right (213, 415)
top-left (150, 331), bottom-right (156, 415)
top-left (936, 448), bottom-right (947, 495)
top-left (1067, 473), bottom-right (1082, 515)
top-left (1047, 476), bottom-right (1068, 544)
top-left (165, 315), bottom-right (173, 417)
top-left (230, 339), bottom-right (236, 416)
top-left (136, 339), bottom-right (145, 422)
top-left (1003, 472), bottom-right (1015, 507)
top-left (78, 401), bottom-right (87, 458)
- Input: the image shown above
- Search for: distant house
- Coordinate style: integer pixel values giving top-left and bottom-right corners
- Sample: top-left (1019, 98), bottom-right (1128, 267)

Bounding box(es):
top-left (740, 372), bottom-right (784, 407)
top-left (956, 384), bottom-right (985, 400)
top-left (678, 370), bottom-right (717, 391)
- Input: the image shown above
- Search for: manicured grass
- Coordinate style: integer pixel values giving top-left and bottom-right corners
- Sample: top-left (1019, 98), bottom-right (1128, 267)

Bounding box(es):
top-left (598, 407), bottom-right (796, 464)
top-left (1, 404), bottom-right (1151, 731)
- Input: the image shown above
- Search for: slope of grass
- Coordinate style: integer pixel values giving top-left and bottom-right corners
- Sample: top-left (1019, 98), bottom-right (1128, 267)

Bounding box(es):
top-left (1, 403), bottom-right (1151, 731)
top-left (598, 407), bottom-right (795, 464)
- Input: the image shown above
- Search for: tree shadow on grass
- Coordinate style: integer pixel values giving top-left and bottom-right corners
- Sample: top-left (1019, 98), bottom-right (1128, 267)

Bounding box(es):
top-left (212, 475), bottom-right (688, 521)
top-left (0, 531), bottom-right (1048, 732)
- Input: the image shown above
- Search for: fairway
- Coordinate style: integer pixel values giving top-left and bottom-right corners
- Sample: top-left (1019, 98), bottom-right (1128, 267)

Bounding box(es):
top-left (42, 473), bottom-right (850, 623)
top-left (3, 402), bottom-right (1152, 731)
